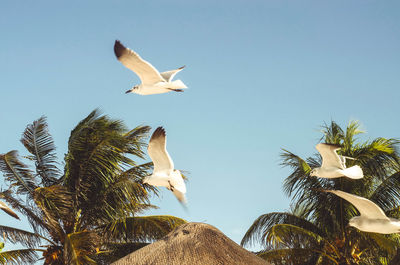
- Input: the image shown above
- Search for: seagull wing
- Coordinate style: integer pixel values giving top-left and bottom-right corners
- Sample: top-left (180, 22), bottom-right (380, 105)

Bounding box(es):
top-left (173, 189), bottom-right (187, 204)
top-left (114, 40), bottom-right (164, 84)
top-left (160, 66), bottom-right (185, 82)
top-left (316, 143), bottom-right (343, 169)
top-left (148, 127), bottom-right (174, 174)
top-left (170, 171), bottom-right (187, 204)
top-left (0, 201), bottom-right (20, 220)
top-left (327, 190), bottom-right (389, 220)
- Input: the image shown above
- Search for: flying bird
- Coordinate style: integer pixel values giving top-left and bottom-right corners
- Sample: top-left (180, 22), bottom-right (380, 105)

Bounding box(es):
top-left (310, 143), bottom-right (363, 179)
top-left (114, 40), bottom-right (187, 95)
top-left (326, 190), bottom-right (400, 234)
top-left (0, 201), bottom-right (19, 220)
top-left (143, 127), bottom-right (187, 204)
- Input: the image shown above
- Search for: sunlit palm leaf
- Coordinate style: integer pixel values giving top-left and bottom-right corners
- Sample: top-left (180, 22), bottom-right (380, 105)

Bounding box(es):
top-left (64, 231), bottom-right (99, 265)
top-left (102, 215), bottom-right (186, 242)
top-left (0, 248), bottom-right (39, 265)
top-left (241, 212), bottom-right (324, 248)
top-left (34, 185), bottom-right (74, 225)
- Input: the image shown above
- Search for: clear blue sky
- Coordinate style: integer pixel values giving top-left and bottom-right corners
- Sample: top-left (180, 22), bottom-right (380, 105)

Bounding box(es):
top-left (1, 0), bottom-right (400, 252)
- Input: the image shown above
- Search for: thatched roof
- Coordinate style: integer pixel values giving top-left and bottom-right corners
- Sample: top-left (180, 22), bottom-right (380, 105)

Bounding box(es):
top-left (111, 222), bottom-right (270, 265)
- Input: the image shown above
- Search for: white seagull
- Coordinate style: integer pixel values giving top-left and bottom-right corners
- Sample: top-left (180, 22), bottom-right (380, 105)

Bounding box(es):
top-left (310, 143), bottom-right (363, 179)
top-left (143, 127), bottom-right (187, 204)
top-left (114, 40), bottom-right (187, 95)
top-left (0, 200), bottom-right (19, 220)
top-left (326, 190), bottom-right (400, 234)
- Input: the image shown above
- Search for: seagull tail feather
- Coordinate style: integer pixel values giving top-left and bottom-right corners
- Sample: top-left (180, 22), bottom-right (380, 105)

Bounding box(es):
top-left (170, 80), bottom-right (187, 89)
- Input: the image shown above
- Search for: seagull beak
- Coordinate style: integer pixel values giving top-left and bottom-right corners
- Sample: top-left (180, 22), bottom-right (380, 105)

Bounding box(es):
top-left (125, 89), bottom-right (131, 94)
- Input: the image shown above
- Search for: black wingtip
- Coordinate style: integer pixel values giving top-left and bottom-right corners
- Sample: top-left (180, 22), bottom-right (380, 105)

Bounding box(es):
top-left (178, 65), bottom-right (186, 70)
top-left (114, 40), bottom-right (126, 58)
top-left (150, 127), bottom-right (166, 140)
top-left (321, 143), bottom-right (342, 148)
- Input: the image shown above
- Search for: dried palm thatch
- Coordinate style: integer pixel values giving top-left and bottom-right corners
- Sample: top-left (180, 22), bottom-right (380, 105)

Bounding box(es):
top-left (111, 222), bottom-right (270, 265)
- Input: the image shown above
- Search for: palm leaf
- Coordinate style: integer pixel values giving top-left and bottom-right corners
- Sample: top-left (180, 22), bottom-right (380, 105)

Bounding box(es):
top-left (0, 225), bottom-right (43, 248)
top-left (0, 248), bottom-right (39, 265)
top-left (102, 215), bottom-right (186, 242)
top-left (259, 248), bottom-right (338, 265)
top-left (21, 116), bottom-right (61, 186)
top-left (0, 151), bottom-right (36, 196)
top-left (34, 185), bottom-right (74, 225)
top-left (64, 231), bottom-right (99, 265)
top-left (0, 190), bottom-right (48, 235)
top-left (241, 212), bottom-right (324, 248)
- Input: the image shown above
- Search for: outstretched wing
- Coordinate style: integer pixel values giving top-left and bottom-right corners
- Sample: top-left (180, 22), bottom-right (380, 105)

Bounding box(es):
top-left (160, 66), bottom-right (185, 82)
top-left (316, 143), bottom-right (343, 169)
top-left (148, 127), bottom-right (174, 174)
top-left (170, 170), bottom-right (187, 204)
top-left (327, 190), bottom-right (389, 220)
top-left (173, 189), bottom-right (187, 204)
top-left (0, 201), bottom-right (20, 220)
top-left (114, 40), bottom-right (164, 84)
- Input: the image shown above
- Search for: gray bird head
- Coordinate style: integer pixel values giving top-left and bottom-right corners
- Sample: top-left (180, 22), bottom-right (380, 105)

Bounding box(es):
top-left (348, 216), bottom-right (362, 229)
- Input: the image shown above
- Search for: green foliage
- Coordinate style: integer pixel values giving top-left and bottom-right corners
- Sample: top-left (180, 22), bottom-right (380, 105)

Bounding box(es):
top-left (0, 110), bottom-right (186, 264)
top-left (0, 249), bottom-right (40, 265)
top-left (243, 121), bottom-right (400, 265)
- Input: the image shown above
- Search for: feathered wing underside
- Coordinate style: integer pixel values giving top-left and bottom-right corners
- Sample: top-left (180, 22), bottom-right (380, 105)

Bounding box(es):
top-left (148, 127), bottom-right (174, 173)
top-left (170, 170), bottom-right (187, 204)
top-left (327, 190), bottom-right (389, 220)
top-left (316, 143), bottom-right (343, 169)
top-left (114, 40), bottom-right (164, 84)
top-left (0, 201), bottom-right (20, 220)
top-left (172, 189), bottom-right (187, 204)
top-left (160, 66), bottom-right (185, 82)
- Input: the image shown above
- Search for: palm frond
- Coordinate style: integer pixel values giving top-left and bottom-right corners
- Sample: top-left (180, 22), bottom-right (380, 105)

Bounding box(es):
top-left (365, 233), bottom-right (398, 256)
top-left (258, 248), bottom-right (338, 265)
top-left (64, 231), bottom-right (99, 265)
top-left (241, 212), bottom-right (324, 248)
top-left (0, 248), bottom-right (40, 265)
top-left (0, 151), bottom-right (37, 196)
top-left (0, 225), bottom-right (43, 248)
top-left (321, 121), bottom-right (345, 145)
top-left (355, 138), bottom-right (400, 180)
top-left (101, 215), bottom-right (186, 242)
top-left (21, 116), bottom-right (61, 186)
top-left (34, 185), bottom-right (74, 225)
top-left (281, 149), bottom-right (312, 198)
top-left (123, 125), bottom-right (151, 159)
top-left (94, 242), bottom-right (148, 265)
top-left (370, 172), bottom-right (400, 212)
top-left (0, 190), bottom-right (48, 235)
top-left (64, 110), bottom-right (139, 206)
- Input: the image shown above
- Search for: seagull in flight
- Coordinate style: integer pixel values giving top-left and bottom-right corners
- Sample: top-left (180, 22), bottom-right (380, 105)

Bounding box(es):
top-left (114, 40), bottom-right (187, 95)
top-left (310, 143), bottom-right (363, 179)
top-left (326, 190), bottom-right (400, 234)
top-left (0, 200), bottom-right (19, 220)
top-left (143, 127), bottom-right (187, 204)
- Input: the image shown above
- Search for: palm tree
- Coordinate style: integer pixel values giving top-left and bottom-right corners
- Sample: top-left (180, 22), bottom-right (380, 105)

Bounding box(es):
top-left (0, 110), bottom-right (186, 265)
top-left (242, 121), bottom-right (400, 265)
